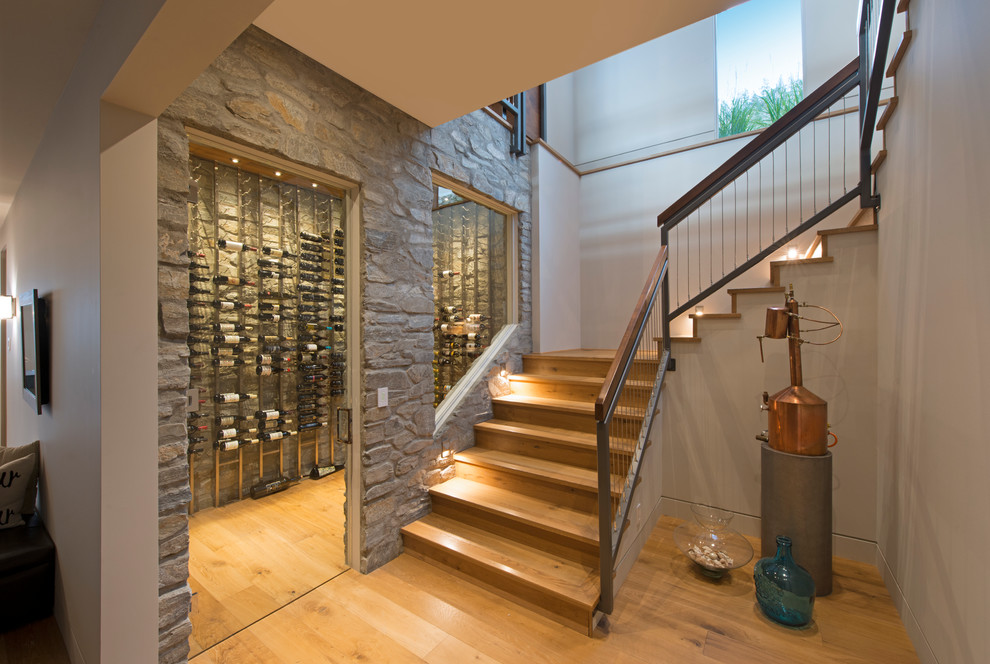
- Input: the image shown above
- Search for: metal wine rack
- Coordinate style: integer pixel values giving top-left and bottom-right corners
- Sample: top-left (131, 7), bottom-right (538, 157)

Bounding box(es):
top-left (432, 189), bottom-right (509, 406)
top-left (185, 151), bottom-right (348, 512)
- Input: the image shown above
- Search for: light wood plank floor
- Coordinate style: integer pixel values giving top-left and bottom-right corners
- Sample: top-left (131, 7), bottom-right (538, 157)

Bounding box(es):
top-left (189, 472), bottom-right (347, 657)
top-left (192, 515), bottom-right (918, 663)
top-left (0, 616), bottom-right (69, 664)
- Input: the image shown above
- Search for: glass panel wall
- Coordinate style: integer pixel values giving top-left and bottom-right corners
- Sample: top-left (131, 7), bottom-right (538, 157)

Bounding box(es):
top-left (432, 185), bottom-right (509, 406)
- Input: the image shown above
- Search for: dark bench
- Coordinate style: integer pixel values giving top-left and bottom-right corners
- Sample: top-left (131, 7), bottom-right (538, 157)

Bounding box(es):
top-left (0, 513), bottom-right (55, 630)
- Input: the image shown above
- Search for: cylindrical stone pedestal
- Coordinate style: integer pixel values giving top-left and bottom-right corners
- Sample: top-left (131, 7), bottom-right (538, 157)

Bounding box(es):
top-left (760, 442), bottom-right (832, 596)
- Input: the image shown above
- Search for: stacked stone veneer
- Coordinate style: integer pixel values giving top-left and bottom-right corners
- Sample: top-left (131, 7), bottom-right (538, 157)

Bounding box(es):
top-left (156, 26), bottom-right (531, 663)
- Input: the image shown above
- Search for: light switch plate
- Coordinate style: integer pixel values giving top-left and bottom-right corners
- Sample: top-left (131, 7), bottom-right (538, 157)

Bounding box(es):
top-left (377, 387), bottom-right (388, 407)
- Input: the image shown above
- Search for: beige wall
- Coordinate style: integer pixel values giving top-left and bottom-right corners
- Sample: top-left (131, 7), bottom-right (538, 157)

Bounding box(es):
top-left (661, 230), bottom-right (878, 559)
top-left (875, 1), bottom-right (990, 662)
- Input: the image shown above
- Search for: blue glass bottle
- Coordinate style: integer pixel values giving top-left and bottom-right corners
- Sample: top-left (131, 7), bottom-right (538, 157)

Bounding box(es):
top-left (754, 535), bottom-right (815, 626)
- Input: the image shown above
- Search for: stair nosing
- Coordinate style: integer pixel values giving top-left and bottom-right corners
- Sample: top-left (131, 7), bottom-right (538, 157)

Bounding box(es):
top-left (456, 448), bottom-right (622, 496)
top-left (475, 420), bottom-right (635, 455)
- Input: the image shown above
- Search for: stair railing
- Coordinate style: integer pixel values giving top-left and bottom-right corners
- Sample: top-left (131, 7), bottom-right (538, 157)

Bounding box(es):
top-left (859, 0), bottom-right (896, 208)
top-left (594, 246), bottom-right (669, 615)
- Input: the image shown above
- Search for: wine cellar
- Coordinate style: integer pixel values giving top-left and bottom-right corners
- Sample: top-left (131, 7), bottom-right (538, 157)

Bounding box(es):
top-left (185, 145), bottom-right (349, 512)
top-left (432, 185), bottom-right (509, 405)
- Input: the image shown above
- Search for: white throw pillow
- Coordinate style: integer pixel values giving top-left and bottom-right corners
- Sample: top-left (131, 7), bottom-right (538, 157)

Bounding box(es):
top-left (0, 453), bottom-right (36, 529)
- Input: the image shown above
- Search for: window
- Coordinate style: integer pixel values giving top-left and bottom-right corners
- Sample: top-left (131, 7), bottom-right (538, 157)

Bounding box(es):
top-left (716, 0), bottom-right (804, 138)
top-left (432, 182), bottom-right (511, 407)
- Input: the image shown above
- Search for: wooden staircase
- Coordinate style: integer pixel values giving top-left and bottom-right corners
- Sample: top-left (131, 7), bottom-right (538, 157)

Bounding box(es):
top-left (402, 350), bottom-right (635, 635)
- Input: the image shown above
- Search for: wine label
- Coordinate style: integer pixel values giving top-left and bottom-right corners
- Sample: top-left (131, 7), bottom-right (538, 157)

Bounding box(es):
top-left (219, 428), bottom-right (237, 439)
top-left (217, 393), bottom-right (239, 402)
top-left (258, 366), bottom-right (273, 376)
top-left (466, 333), bottom-right (478, 340)
top-left (218, 440), bottom-right (239, 451)
top-left (222, 240), bottom-right (243, 251)
top-left (220, 334), bottom-right (240, 344)
top-left (218, 301), bottom-right (234, 310)
top-left (257, 354), bottom-right (273, 365)
top-left (302, 343), bottom-right (318, 351)
top-left (217, 416), bottom-right (236, 427)
top-left (266, 431), bottom-right (285, 440)
top-left (215, 359), bottom-right (236, 367)
top-left (218, 323), bottom-right (236, 332)
top-left (258, 410), bottom-right (280, 420)
top-left (266, 248), bottom-right (284, 257)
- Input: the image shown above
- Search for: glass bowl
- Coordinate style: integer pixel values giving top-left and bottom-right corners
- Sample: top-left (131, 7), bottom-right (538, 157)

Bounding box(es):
top-left (673, 504), bottom-right (754, 578)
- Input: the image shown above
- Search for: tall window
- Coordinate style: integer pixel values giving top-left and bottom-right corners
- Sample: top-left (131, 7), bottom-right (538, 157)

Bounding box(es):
top-left (716, 0), bottom-right (804, 138)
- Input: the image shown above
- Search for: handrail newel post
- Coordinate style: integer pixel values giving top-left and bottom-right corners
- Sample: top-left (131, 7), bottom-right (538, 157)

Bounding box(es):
top-left (596, 417), bottom-right (614, 615)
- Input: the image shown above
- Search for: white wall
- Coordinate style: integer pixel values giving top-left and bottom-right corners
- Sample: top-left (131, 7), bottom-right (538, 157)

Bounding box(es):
top-left (0, 4), bottom-right (167, 661)
top-left (532, 145), bottom-right (582, 352)
top-left (875, 1), bottom-right (990, 662)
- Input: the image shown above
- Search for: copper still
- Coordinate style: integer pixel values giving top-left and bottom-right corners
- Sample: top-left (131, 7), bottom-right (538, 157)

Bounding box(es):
top-left (757, 286), bottom-right (830, 456)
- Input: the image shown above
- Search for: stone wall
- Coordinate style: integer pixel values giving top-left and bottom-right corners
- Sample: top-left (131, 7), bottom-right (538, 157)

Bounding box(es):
top-left (156, 26), bottom-right (531, 663)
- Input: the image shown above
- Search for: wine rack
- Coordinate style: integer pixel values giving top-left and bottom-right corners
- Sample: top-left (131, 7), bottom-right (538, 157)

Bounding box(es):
top-left (432, 188), bottom-right (509, 406)
top-left (186, 150), bottom-right (348, 512)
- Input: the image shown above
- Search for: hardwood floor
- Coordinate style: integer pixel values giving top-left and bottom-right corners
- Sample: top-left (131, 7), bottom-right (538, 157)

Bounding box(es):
top-left (188, 471), bottom-right (347, 657)
top-left (192, 515), bottom-right (918, 663)
top-left (0, 617), bottom-right (69, 664)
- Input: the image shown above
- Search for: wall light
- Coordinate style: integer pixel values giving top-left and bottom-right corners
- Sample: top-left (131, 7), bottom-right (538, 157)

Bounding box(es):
top-left (695, 305), bottom-right (704, 317)
top-left (231, 157), bottom-right (239, 164)
top-left (0, 296), bottom-right (15, 320)
top-left (787, 246), bottom-right (799, 260)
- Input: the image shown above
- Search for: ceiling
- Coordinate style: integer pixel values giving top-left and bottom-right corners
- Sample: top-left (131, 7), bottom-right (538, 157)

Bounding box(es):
top-left (0, 0), bottom-right (740, 224)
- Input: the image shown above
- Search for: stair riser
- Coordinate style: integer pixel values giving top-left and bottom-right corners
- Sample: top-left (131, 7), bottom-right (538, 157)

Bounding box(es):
top-left (522, 356), bottom-right (613, 378)
top-left (402, 534), bottom-right (593, 634)
top-left (473, 429), bottom-right (600, 470)
top-left (492, 401), bottom-right (643, 434)
top-left (508, 379), bottom-right (602, 403)
top-left (454, 461), bottom-right (599, 513)
top-left (430, 496), bottom-right (599, 564)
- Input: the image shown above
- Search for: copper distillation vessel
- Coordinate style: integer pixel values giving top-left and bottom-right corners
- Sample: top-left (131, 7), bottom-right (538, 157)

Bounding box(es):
top-left (757, 285), bottom-right (842, 456)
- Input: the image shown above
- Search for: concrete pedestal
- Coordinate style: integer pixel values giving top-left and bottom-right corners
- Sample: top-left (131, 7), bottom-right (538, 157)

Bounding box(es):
top-left (760, 442), bottom-right (833, 596)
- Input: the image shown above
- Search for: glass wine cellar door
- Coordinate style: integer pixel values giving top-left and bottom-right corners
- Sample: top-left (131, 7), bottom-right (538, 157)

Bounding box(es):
top-left (433, 183), bottom-right (510, 405)
top-left (186, 144), bottom-right (350, 511)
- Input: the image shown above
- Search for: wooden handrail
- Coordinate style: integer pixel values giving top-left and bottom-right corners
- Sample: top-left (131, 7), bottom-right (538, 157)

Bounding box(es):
top-left (595, 246), bottom-right (668, 420)
top-left (657, 59), bottom-right (859, 229)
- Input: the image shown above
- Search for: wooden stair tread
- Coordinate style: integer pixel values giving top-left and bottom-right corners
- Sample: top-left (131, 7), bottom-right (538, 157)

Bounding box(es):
top-left (688, 313), bottom-right (741, 319)
top-left (726, 286), bottom-right (786, 295)
top-left (886, 30), bottom-right (913, 78)
top-left (456, 447), bottom-right (621, 495)
top-left (493, 393), bottom-right (646, 419)
top-left (655, 336), bottom-right (702, 343)
top-left (877, 96), bottom-right (898, 131)
top-left (818, 223), bottom-right (878, 237)
top-left (508, 373), bottom-right (604, 387)
top-left (430, 477), bottom-right (598, 546)
top-left (402, 513), bottom-right (600, 610)
top-left (769, 256), bottom-right (835, 269)
top-left (522, 349), bottom-right (615, 361)
top-left (871, 149), bottom-right (888, 174)
top-left (476, 419), bottom-right (635, 455)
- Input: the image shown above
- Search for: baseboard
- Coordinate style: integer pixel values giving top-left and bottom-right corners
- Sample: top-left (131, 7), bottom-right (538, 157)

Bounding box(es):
top-left (659, 496), bottom-right (878, 564)
top-left (876, 546), bottom-right (938, 664)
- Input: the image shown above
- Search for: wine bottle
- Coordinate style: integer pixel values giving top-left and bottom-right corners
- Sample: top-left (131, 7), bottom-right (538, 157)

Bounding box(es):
top-left (189, 274), bottom-right (212, 283)
top-left (298, 304), bottom-right (324, 313)
top-left (213, 392), bottom-right (256, 403)
top-left (299, 252), bottom-right (324, 263)
top-left (302, 374), bottom-right (328, 382)
top-left (333, 248), bottom-right (345, 257)
top-left (210, 345), bottom-right (243, 356)
top-left (298, 421), bottom-right (328, 431)
top-left (258, 302), bottom-right (287, 311)
top-left (257, 258), bottom-right (284, 269)
top-left (187, 424), bottom-right (208, 433)
top-left (300, 343), bottom-right (331, 352)
top-left (259, 312), bottom-right (294, 322)
top-left (262, 247), bottom-right (297, 258)
top-left (187, 335), bottom-right (210, 344)
top-left (332, 258), bottom-right (345, 267)
top-left (189, 435), bottom-right (208, 444)
top-left (301, 293), bottom-right (329, 303)
top-left (256, 365), bottom-right (292, 376)
top-left (217, 239), bottom-right (257, 252)
top-left (213, 334), bottom-right (254, 344)
top-left (249, 475), bottom-right (299, 499)
top-left (300, 231), bottom-right (324, 243)
top-left (300, 242), bottom-right (323, 253)
top-left (441, 306), bottom-right (462, 314)
top-left (186, 250), bottom-right (206, 258)
top-left (259, 290), bottom-right (297, 299)
top-left (439, 270), bottom-right (460, 278)
top-left (188, 445), bottom-right (206, 456)
top-left (217, 427), bottom-right (258, 440)
top-left (331, 286), bottom-right (345, 295)
top-left (215, 439), bottom-right (242, 452)
top-left (259, 269), bottom-right (290, 279)
top-left (334, 228), bottom-right (344, 238)
top-left (309, 464), bottom-right (343, 479)
top-left (333, 238), bottom-right (344, 247)
top-left (188, 261), bottom-right (209, 271)
top-left (298, 283), bottom-right (325, 294)
top-left (255, 409), bottom-right (292, 420)
top-left (212, 299), bottom-right (252, 310)
top-left (215, 414), bottom-right (247, 427)
top-left (330, 389), bottom-right (345, 396)
top-left (334, 267), bottom-right (345, 276)
top-left (331, 278), bottom-right (345, 286)
top-left (259, 430), bottom-right (293, 441)
top-left (212, 357), bottom-right (246, 367)
top-left (213, 275), bottom-right (255, 286)
top-left (257, 417), bottom-right (291, 428)
top-left (299, 261), bottom-right (322, 273)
